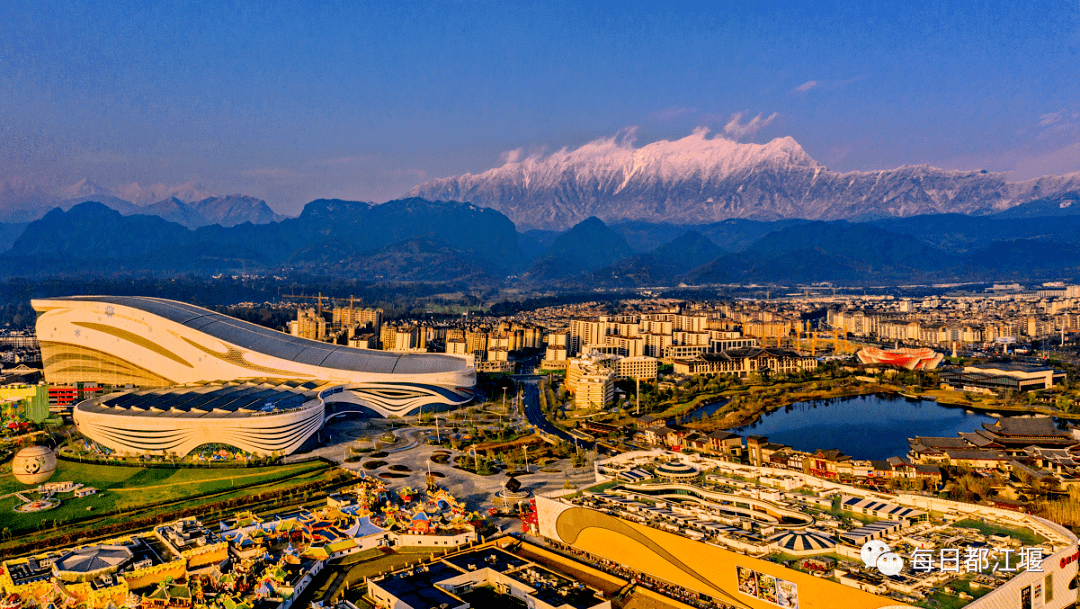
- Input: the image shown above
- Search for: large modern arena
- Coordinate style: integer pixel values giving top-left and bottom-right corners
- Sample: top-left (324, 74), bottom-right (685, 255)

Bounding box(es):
top-left (33, 296), bottom-right (477, 455)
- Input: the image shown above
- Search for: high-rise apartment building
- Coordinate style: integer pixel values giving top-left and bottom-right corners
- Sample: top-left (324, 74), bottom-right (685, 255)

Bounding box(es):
top-left (333, 306), bottom-right (383, 332)
top-left (288, 308), bottom-right (327, 341)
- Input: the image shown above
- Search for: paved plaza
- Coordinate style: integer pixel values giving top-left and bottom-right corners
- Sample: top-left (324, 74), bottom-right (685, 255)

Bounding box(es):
top-left (296, 416), bottom-right (598, 512)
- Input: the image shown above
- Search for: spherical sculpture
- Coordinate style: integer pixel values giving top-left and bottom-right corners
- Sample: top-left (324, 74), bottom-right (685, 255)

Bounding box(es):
top-left (12, 445), bottom-right (57, 485)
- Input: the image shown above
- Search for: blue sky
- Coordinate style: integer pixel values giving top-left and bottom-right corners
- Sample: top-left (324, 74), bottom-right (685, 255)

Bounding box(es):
top-left (2, 0), bottom-right (1078, 214)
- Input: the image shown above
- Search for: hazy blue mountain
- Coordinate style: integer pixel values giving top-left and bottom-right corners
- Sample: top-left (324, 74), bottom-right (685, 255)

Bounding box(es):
top-left (189, 195), bottom-right (284, 227)
top-left (59, 195), bottom-right (144, 216)
top-left (0, 184), bottom-right (282, 228)
top-left (523, 217), bottom-right (635, 280)
top-left (517, 229), bottom-right (561, 262)
top-left (290, 198), bottom-right (523, 274)
top-left (1, 198), bottom-right (524, 281)
top-left (2, 202), bottom-right (194, 274)
top-left (12, 196), bottom-right (1080, 286)
top-left (870, 213), bottom-right (1080, 253)
top-left (964, 239), bottom-right (1080, 275)
top-left (140, 198), bottom-right (209, 228)
top-left (0, 222), bottom-right (29, 254)
top-left (607, 221), bottom-right (695, 253)
top-left (319, 238), bottom-right (500, 282)
top-left (607, 218), bottom-right (813, 254)
top-left (992, 192), bottom-right (1080, 218)
top-left (592, 230), bottom-right (723, 285)
top-left (685, 222), bottom-right (961, 285)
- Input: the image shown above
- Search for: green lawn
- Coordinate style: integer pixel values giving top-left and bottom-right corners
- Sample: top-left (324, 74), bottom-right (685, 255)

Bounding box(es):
top-left (915, 577), bottom-right (992, 609)
top-left (949, 578), bottom-right (992, 601)
top-left (918, 592), bottom-right (972, 609)
top-left (0, 459), bottom-right (330, 534)
top-left (767, 551), bottom-right (853, 569)
top-left (952, 519), bottom-right (1046, 546)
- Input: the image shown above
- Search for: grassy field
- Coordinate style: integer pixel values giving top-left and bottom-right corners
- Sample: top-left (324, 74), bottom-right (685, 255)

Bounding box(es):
top-left (952, 518), bottom-right (1046, 546)
top-left (0, 459), bottom-right (330, 534)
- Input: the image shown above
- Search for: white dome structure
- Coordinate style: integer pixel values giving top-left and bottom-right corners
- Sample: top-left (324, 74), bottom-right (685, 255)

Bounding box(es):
top-left (11, 445), bottom-right (57, 485)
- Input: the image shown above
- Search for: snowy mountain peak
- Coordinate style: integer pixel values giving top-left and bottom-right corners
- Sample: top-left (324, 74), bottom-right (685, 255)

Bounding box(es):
top-left (58, 178), bottom-right (112, 200)
top-left (116, 180), bottom-right (217, 205)
top-left (409, 127), bottom-right (1080, 230)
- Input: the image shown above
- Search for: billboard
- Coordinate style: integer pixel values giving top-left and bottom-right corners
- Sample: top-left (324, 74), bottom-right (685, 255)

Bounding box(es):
top-left (738, 566), bottom-right (799, 608)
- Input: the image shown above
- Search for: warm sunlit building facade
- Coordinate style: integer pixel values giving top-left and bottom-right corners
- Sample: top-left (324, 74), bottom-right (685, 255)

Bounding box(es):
top-left (33, 296), bottom-right (476, 454)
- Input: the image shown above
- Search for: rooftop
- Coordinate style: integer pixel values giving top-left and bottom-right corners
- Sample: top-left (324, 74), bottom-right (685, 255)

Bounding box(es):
top-left (43, 296), bottom-right (470, 376)
top-left (53, 545), bottom-right (132, 574)
top-left (443, 547), bottom-right (527, 574)
top-left (375, 561), bottom-right (464, 609)
top-left (76, 380), bottom-right (327, 418)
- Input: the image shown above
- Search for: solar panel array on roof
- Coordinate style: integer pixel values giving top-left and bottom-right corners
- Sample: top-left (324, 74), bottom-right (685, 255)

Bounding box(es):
top-left (841, 496), bottom-right (925, 520)
top-left (53, 296), bottom-right (468, 375)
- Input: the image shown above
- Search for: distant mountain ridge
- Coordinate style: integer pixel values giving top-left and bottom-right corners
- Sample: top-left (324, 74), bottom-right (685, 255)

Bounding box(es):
top-left (8, 196), bottom-right (1080, 285)
top-left (1, 198), bottom-right (523, 282)
top-left (522, 216), bottom-right (635, 280)
top-left (0, 179), bottom-right (281, 228)
top-left (408, 128), bottom-right (1080, 230)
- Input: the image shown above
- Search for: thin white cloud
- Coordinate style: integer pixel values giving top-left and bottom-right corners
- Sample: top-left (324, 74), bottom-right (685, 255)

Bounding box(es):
top-left (721, 112), bottom-right (779, 140)
top-left (795, 80), bottom-right (818, 92)
top-left (501, 148), bottom-right (524, 164)
top-left (1038, 109), bottom-right (1067, 127)
top-left (1009, 141), bottom-right (1080, 181)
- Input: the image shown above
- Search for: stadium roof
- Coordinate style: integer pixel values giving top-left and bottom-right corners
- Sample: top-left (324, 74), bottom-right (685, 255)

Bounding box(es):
top-left (78, 380), bottom-right (327, 418)
top-left (47, 296), bottom-right (468, 375)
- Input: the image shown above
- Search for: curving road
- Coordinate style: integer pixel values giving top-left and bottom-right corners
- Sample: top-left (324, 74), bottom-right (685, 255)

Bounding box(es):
top-left (519, 380), bottom-right (595, 450)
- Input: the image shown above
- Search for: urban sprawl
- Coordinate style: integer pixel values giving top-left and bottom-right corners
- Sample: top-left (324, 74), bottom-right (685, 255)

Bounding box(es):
top-left (5, 283), bottom-right (1080, 609)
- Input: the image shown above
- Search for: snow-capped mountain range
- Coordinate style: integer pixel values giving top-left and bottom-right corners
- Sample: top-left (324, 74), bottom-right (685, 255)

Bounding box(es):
top-left (0, 179), bottom-right (281, 228)
top-left (408, 128), bottom-right (1080, 230)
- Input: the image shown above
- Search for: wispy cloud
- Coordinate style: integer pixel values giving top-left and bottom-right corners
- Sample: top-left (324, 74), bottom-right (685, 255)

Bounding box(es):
top-left (1009, 141), bottom-right (1080, 181)
top-left (1038, 109), bottom-right (1067, 127)
top-left (501, 148), bottom-right (524, 164)
top-left (721, 112), bottom-right (778, 140)
top-left (1033, 108), bottom-right (1080, 141)
top-left (791, 76), bottom-right (862, 94)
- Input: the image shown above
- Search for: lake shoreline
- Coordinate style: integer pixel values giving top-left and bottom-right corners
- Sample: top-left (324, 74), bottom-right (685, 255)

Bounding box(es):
top-left (721, 393), bottom-right (1000, 461)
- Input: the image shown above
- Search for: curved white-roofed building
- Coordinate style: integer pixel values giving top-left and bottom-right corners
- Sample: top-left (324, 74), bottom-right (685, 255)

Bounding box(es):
top-left (33, 296), bottom-right (475, 420)
top-left (73, 380), bottom-right (330, 456)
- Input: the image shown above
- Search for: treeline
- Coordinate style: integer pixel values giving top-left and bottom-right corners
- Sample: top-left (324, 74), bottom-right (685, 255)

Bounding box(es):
top-left (0, 276), bottom-right (491, 328)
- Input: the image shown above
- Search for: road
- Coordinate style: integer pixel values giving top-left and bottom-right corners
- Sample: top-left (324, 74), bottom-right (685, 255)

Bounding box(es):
top-left (519, 380), bottom-right (595, 450)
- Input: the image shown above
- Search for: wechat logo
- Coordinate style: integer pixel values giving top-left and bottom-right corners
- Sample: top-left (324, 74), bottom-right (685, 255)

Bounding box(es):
top-left (862, 540), bottom-right (904, 576)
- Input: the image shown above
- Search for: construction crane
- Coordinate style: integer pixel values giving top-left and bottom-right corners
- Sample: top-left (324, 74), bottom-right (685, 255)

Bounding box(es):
top-left (284, 293), bottom-right (365, 323)
top-left (797, 331), bottom-right (855, 356)
top-left (283, 292), bottom-right (328, 317)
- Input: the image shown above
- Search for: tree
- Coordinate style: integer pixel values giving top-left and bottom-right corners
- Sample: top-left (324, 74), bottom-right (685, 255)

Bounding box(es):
top-left (1056, 394), bottom-right (1073, 412)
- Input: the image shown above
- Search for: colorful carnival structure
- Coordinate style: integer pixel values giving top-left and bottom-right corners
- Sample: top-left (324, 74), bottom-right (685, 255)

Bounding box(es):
top-left (856, 346), bottom-right (943, 370)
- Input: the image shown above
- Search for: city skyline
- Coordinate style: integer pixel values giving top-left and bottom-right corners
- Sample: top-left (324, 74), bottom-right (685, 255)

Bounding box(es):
top-left (2, 1), bottom-right (1079, 215)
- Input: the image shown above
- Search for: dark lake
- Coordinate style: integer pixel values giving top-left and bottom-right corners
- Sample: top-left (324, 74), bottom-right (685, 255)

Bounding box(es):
top-left (730, 393), bottom-right (999, 460)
